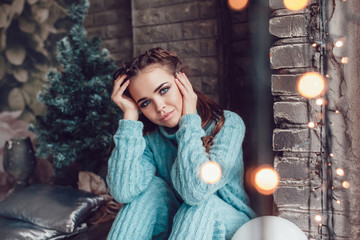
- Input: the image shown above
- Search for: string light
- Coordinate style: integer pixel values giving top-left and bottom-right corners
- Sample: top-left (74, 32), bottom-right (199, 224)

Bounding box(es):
top-left (312, 43), bottom-right (317, 47)
top-left (341, 57), bottom-right (348, 64)
top-left (334, 38), bottom-right (345, 48)
top-left (252, 165), bottom-right (279, 195)
top-left (199, 161), bottom-right (222, 184)
top-left (315, 215), bottom-right (322, 222)
top-left (329, 153), bottom-right (334, 157)
top-left (336, 168), bottom-right (344, 176)
top-left (227, 0), bottom-right (249, 11)
top-left (336, 200), bottom-right (341, 205)
top-left (308, 122), bottom-right (315, 128)
top-left (342, 181), bottom-right (350, 189)
top-left (283, 0), bottom-right (309, 11)
top-left (316, 98), bottom-right (325, 105)
top-left (297, 72), bottom-right (326, 98)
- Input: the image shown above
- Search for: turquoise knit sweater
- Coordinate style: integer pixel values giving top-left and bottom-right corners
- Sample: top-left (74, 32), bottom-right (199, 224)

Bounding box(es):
top-left (107, 110), bottom-right (255, 238)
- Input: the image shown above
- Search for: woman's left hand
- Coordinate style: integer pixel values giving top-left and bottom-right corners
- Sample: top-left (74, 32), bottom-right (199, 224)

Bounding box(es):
top-left (175, 72), bottom-right (198, 115)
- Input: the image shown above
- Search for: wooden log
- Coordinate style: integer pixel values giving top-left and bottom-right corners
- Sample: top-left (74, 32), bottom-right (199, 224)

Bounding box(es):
top-left (0, 4), bottom-right (10, 28)
top-left (31, 5), bottom-right (49, 24)
top-left (0, 56), bottom-right (5, 80)
top-left (18, 16), bottom-right (36, 34)
top-left (27, 0), bottom-right (39, 5)
top-left (0, 29), bottom-right (6, 52)
top-left (5, 44), bottom-right (26, 65)
top-left (12, 67), bottom-right (28, 83)
top-left (10, 0), bottom-right (25, 18)
top-left (8, 87), bottom-right (26, 111)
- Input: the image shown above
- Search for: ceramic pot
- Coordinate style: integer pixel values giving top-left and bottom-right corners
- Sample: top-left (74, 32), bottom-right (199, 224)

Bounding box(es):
top-left (3, 136), bottom-right (36, 187)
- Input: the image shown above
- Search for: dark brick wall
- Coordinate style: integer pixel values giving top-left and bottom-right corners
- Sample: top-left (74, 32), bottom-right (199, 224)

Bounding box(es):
top-left (85, 0), bottom-right (133, 67)
top-left (270, 0), bottom-right (358, 239)
top-left (131, 0), bottom-right (221, 102)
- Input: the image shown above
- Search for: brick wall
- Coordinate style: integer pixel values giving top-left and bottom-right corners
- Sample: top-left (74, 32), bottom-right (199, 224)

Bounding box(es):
top-left (270, 0), bottom-right (359, 239)
top-left (85, 0), bottom-right (133, 67)
top-left (131, 0), bottom-right (221, 102)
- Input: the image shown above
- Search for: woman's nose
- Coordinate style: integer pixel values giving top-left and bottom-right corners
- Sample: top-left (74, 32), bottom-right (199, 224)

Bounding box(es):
top-left (154, 98), bottom-right (166, 112)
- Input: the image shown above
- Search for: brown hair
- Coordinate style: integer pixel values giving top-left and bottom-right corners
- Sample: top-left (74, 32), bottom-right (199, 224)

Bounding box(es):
top-left (113, 47), bottom-right (225, 152)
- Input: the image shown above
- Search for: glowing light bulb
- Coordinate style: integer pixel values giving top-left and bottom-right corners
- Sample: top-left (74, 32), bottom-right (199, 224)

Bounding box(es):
top-left (342, 181), bottom-right (350, 189)
top-left (308, 122), bottom-right (315, 128)
top-left (312, 43), bottom-right (317, 47)
top-left (228, 0), bottom-right (249, 11)
top-left (335, 39), bottom-right (344, 48)
top-left (283, 0), bottom-right (309, 11)
top-left (297, 72), bottom-right (326, 98)
top-left (200, 161), bottom-right (222, 184)
top-left (336, 168), bottom-right (344, 176)
top-left (314, 215), bottom-right (322, 222)
top-left (316, 98), bottom-right (324, 105)
top-left (316, 98), bottom-right (325, 105)
top-left (253, 166), bottom-right (279, 195)
top-left (341, 57), bottom-right (348, 64)
top-left (329, 153), bottom-right (334, 157)
top-left (336, 200), bottom-right (341, 204)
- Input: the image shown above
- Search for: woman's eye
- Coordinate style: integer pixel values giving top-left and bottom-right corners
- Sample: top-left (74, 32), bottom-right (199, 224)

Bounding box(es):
top-left (159, 87), bottom-right (169, 94)
top-left (140, 100), bottom-right (151, 108)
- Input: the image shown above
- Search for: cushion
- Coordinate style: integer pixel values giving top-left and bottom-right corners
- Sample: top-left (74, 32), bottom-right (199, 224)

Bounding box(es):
top-left (0, 184), bottom-right (104, 233)
top-left (0, 217), bottom-right (87, 240)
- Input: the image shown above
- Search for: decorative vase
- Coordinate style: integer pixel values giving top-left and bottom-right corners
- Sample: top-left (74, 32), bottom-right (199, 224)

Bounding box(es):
top-left (3, 136), bottom-right (36, 189)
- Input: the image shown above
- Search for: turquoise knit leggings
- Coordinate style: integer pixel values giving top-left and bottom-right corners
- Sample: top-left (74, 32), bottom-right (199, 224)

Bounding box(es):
top-left (107, 177), bottom-right (250, 240)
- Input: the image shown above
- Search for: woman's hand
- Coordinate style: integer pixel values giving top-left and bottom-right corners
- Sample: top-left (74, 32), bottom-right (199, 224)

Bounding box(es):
top-left (175, 72), bottom-right (198, 115)
top-left (111, 74), bottom-right (139, 120)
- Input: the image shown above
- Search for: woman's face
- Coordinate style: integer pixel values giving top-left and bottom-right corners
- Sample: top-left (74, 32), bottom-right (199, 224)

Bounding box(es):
top-left (128, 64), bottom-right (183, 128)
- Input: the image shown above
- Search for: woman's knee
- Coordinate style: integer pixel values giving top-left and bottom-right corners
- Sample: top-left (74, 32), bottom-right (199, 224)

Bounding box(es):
top-left (139, 177), bottom-right (178, 205)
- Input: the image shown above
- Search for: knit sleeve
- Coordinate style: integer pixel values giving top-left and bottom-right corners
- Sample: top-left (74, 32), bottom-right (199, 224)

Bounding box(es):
top-left (106, 119), bottom-right (156, 203)
top-left (170, 111), bottom-right (245, 206)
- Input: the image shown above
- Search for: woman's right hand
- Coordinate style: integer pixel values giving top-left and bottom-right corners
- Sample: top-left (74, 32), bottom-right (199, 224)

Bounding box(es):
top-left (111, 75), bottom-right (139, 121)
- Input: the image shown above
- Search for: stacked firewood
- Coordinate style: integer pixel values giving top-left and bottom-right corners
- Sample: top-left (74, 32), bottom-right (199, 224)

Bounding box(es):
top-left (0, 0), bottom-right (68, 122)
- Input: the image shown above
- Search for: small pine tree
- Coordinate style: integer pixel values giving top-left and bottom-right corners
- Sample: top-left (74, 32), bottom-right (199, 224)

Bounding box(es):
top-left (30, 0), bottom-right (121, 178)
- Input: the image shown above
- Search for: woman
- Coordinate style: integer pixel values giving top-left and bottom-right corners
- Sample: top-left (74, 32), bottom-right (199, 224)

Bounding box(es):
top-left (107, 48), bottom-right (255, 239)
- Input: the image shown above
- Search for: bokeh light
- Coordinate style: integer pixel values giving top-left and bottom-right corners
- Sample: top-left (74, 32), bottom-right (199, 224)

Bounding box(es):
top-left (297, 72), bottom-right (326, 98)
top-left (316, 98), bottom-right (325, 105)
top-left (314, 215), bottom-right (322, 222)
top-left (336, 168), bottom-right (344, 177)
top-left (341, 57), bottom-right (348, 64)
top-left (253, 165), bottom-right (279, 195)
top-left (283, 0), bottom-right (309, 11)
top-left (335, 39), bottom-right (344, 48)
top-left (228, 0), bottom-right (249, 11)
top-left (308, 122), bottom-right (315, 128)
top-left (342, 181), bottom-right (350, 189)
top-left (200, 161), bottom-right (222, 184)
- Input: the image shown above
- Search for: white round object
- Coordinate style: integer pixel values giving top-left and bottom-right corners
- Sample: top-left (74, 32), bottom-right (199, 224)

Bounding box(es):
top-left (232, 216), bottom-right (307, 240)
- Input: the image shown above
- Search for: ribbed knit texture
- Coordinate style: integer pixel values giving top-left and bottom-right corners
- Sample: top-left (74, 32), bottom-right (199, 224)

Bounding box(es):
top-left (106, 111), bottom-right (256, 240)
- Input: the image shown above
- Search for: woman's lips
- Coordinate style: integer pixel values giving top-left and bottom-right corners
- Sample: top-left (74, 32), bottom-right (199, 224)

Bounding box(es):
top-left (160, 109), bottom-right (175, 121)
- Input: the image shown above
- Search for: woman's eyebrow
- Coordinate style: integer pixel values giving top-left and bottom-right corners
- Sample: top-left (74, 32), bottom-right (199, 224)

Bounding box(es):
top-left (136, 82), bottom-right (169, 104)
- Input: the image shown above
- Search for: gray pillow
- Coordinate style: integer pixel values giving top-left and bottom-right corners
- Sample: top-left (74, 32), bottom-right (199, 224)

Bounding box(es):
top-left (0, 217), bottom-right (87, 240)
top-left (0, 184), bottom-right (104, 233)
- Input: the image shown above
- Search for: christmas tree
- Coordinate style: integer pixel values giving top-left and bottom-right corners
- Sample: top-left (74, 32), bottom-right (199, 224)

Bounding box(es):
top-left (30, 0), bottom-right (121, 179)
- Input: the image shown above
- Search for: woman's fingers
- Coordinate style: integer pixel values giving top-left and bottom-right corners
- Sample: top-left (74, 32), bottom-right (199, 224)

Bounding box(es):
top-left (112, 75), bottom-right (128, 99)
top-left (175, 72), bottom-right (193, 93)
top-left (175, 72), bottom-right (197, 115)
